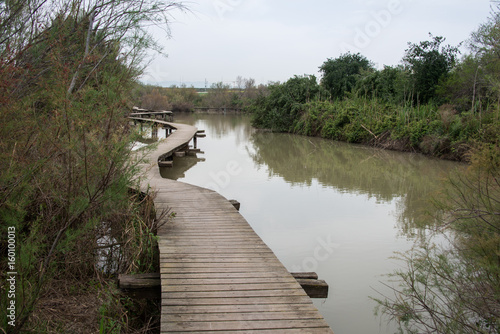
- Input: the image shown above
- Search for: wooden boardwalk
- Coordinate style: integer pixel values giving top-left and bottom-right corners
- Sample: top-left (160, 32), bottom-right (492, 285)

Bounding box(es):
top-left (136, 119), bottom-right (333, 333)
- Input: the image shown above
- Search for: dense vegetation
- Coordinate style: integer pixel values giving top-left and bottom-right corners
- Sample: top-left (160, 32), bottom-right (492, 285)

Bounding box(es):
top-left (0, 0), bottom-right (186, 332)
top-left (250, 28), bottom-right (499, 161)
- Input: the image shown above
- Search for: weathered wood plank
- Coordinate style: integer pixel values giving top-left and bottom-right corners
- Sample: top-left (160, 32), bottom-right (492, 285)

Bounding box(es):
top-left (161, 296), bottom-right (314, 306)
top-left (161, 303), bottom-right (320, 314)
top-left (291, 272), bottom-right (319, 280)
top-left (161, 319), bottom-right (331, 332)
top-left (161, 277), bottom-right (298, 285)
top-left (161, 262), bottom-right (287, 268)
top-left (118, 274), bottom-right (159, 289)
top-left (163, 311), bottom-right (325, 322)
top-left (162, 288), bottom-right (307, 299)
top-left (158, 267), bottom-right (291, 274)
top-left (162, 329), bottom-right (332, 334)
top-left (160, 257), bottom-right (281, 263)
top-left (161, 283), bottom-right (300, 292)
top-left (161, 253), bottom-right (277, 259)
top-left (295, 279), bottom-right (329, 299)
top-left (158, 248), bottom-right (277, 255)
top-left (160, 272), bottom-right (293, 279)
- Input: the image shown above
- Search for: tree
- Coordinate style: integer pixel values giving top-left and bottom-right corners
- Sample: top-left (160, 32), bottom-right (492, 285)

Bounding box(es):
top-left (470, 2), bottom-right (500, 61)
top-left (0, 1), bottom-right (187, 332)
top-left (403, 34), bottom-right (459, 104)
top-left (251, 75), bottom-right (319, 131)
top-left (469, 3), bottom-right (500, 116)
top-left (141, 88), bottom-right (172, 110)
top-left (319, 53), bottom-right (374, 100)
top-left (355, 65), bottom-right (411, 104)
top-left (203, 81), bottom-right (233, 109)
top-left (436, 3), bottom-right (500, 117)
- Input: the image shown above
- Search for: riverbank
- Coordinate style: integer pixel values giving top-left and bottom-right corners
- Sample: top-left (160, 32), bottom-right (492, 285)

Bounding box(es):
top-left (250, 97), bottom-right (499, 162)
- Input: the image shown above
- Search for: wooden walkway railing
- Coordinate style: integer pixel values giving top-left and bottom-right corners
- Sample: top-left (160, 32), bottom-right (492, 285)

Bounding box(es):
top-left (134, 117), bottom-right (334, 333)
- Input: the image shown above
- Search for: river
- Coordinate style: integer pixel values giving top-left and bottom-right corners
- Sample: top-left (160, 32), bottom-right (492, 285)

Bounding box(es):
top-left (154, 113), bottom-right (462, 334)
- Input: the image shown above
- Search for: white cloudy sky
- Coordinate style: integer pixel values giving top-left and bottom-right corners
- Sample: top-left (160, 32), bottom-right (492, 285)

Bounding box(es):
top-left (141, 0), bottom-right (495, 87)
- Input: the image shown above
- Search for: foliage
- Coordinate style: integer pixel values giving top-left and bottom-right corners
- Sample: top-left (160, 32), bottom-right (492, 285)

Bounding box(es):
top-left (373, 144), bottom-right (500, 333)
top-left (250, 75), bottom-right (319, 131)
top-left (97, 279), bottom-right (160, 334)
top-left (0, 0), bottom-right (186, 332)
top-left (436, 4), bottom-right (500, 121)
top-left (319, 52), bottom-right (374, 100)
top-left (141, 88), bottom-right (172, 110)
top-left (202, 81), bottom-right (235, 109)
top-left (252, 84), bottom-right (498, 160)
top-left (166, 84), bottom-right (200, 111)
top-left (132, 83), bottom-right (199, 111)
top-left (436, 55), bottom-right (484, 112)
top-left (403, 34), bottom-right (460, 104)
top-left (355, 65), bottom-right (412, 105)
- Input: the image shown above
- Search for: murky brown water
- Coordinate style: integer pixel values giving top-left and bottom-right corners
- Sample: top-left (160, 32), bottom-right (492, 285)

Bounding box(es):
top-left (156, 113), bottom-right (462, 334)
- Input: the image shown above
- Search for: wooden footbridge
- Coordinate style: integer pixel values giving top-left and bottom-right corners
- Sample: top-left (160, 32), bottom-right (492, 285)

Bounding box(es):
top-left (131, 113), bottom-right (333, 333)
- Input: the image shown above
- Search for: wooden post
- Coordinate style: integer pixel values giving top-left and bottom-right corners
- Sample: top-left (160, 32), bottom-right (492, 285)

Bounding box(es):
top-left (229, 200), bottom-right (240, 211)
top-left (118, 272), bottom-right (328, 299)
top-left (118, 273), bottom-right (160, 300)
top-left (290, 272), bottom-right (318, 280)
top-left (152, 124), bottom-right (158, 140)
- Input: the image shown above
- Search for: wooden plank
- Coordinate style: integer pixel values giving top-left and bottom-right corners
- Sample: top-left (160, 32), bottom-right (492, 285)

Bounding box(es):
top-left (158, 267), bottom-right (290, 274)
top-left (161, 277), bottom-right (298, 285)
top-left (159, 239), bottom-right (269, 245)
top-left (160, 257), bottom-right (281, 263)
top-left (161, 263), bottom-right (287, 270)
top-left (161, 283), bottom-right (300, 292)
top-left (295, 279), bottom-right (329, 299)
top-left (161, 253), bottom-right (277, 259)
top-left (161, 296), bottom-right (314, 306)
top-left (291, 272), bottom-right (319, 280)
top-left (162, 288), bottom-right (307, 299)
top-left (158, 249), bottom-right (276, 255)
top-left (161, 303), bottom-right (320, 314)
top-left (162, 329), bottom-right (332, 334)
top-left (160, 272), bottom-right (293, 279)
top-left (163, 311), bottom-right (325, 322)
top-left (161, 319), bottom-right (331, 332)
top-left (118, 274), bottom-right (159, 289)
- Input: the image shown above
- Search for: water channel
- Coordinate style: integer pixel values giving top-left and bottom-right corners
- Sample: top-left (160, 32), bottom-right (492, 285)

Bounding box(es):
top-left (154, 113), bottom-right (462, 334)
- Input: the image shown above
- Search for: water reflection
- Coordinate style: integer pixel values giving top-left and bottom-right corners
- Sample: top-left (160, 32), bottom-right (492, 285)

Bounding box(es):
top-left (249, 131), bottom-right (461, 237)
top-left (160, 155), bottom-right (206, 180)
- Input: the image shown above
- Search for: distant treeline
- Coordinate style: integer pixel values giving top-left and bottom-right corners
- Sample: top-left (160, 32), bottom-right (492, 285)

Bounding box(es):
top-left (133, 77), bottom-right (267, 112)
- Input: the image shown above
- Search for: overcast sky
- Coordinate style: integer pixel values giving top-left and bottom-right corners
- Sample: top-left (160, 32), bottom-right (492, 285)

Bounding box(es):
top-left (140, 0), bottom-right (495, 87)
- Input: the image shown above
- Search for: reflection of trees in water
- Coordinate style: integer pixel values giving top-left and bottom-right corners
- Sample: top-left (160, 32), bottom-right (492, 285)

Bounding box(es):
top-left (177, 113), bottom-right (255, 144)
top-left (249, 132), bottom-right (461, 235)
